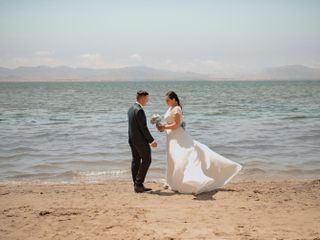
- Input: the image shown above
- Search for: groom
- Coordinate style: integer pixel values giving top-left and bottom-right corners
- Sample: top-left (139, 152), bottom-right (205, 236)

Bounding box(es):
top-left (128, 90), bottom-right (157, 193)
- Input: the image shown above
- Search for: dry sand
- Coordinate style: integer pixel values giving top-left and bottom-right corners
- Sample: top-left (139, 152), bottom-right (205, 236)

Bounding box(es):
top-left (0, 179), bottom-right (319, 240)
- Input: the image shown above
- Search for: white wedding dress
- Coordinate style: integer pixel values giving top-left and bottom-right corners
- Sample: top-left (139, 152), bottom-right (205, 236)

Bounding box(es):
top-left (164, 106), bottom-right (242, 194)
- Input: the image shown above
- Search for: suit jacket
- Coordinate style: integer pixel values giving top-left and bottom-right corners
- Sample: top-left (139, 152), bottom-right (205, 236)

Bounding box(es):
top-left (128, 103), bottom-right (154, 145)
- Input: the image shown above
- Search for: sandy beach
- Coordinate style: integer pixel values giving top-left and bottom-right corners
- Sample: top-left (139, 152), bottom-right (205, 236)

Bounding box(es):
top-left (0, 179), bottom-right (319, 240)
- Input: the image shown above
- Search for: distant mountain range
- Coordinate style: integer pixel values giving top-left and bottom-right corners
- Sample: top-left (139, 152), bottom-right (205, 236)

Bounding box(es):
top-left (0, 65), bottom-right (208, 82)
top-left (256, 65), bottom-right (320, 80)
top-left (0, 65), bottom-right (319, 82)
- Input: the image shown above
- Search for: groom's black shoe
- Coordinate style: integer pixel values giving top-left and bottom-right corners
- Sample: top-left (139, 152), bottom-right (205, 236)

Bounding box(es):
top-left (134, 184), bottom-right (145, 193)
top-left (134, 183), bottom-right (152, 193)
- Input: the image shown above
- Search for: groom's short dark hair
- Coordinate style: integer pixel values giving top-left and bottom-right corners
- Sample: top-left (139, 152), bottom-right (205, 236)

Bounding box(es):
top-left (136, 90), bottom-right (149, 99)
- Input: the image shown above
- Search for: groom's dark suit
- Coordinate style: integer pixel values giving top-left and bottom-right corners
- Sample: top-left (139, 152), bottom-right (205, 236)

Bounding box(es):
top-left (128, 103), bottom-right (154, 186)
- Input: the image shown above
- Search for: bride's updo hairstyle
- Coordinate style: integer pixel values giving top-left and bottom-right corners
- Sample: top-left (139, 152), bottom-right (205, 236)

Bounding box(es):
top-left (165, 91), bottom-right (182, 110)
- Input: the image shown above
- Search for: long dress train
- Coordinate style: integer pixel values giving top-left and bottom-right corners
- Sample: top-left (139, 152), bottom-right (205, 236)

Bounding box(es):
top-left (164, 106), bottom-right (242, 194)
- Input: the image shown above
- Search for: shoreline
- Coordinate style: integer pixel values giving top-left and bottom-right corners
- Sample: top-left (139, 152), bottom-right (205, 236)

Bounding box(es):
top-left (1, 179), bottom-right (319, 239)
top-left (0, 172), bottom-right (319, 186)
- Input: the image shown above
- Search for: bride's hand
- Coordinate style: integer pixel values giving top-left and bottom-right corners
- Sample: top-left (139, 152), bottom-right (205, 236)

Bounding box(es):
top-left (157, 123), bottom-right (165, 132)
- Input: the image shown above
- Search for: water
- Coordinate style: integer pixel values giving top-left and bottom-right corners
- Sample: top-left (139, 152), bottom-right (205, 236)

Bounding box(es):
top-left (0, 80), bottom-right (319, 183)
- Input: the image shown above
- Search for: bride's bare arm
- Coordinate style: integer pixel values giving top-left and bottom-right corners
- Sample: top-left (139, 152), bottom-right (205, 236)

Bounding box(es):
top-left (162, 113), bottom-right (181, 130)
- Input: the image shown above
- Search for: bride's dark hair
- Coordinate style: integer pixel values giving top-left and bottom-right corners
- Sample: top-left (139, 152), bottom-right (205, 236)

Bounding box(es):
top-left (165, 91), bottom-right (182, 110)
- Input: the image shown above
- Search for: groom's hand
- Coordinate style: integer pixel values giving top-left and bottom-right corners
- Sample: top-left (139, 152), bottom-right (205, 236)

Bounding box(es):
top-left (150, 141), bottom-right (157, 148)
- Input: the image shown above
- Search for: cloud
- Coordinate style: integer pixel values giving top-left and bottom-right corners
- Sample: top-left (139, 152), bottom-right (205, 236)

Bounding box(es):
top-left (0, 56), bottom-right (63, 68)
top-left (158, 59), bottom-right (250, 76)
top-left (35, 50), bottom-right (53, 56)
top-left (0, 50), bottom-right (61, 68)
top-left (129, 54), bottom-right (142, 62)
top-left (79, 54), bottom-right (103, 61)
top-left (78, 53), bottom-right (125, 69)
top-left (78, 53), bottom-right (108, 68)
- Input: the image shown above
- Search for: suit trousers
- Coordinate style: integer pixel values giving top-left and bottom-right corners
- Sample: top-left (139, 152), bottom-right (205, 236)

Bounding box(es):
top-left (129, 142), bottom-right (152, 185)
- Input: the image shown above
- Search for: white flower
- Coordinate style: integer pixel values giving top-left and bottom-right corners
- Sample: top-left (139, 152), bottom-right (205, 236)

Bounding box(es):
top-left (150, 114), bottom-right (162, 126)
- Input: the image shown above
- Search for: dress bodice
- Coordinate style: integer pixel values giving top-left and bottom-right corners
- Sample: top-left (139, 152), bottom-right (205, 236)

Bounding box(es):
top-left (164, 106), bottom-right (183, 124)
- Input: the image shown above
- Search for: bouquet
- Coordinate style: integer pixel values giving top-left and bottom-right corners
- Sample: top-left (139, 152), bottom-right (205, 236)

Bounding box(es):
top-left (150, 114), bottom-right (163, 128)
top-left (150, 113), bottom-right (186, 130)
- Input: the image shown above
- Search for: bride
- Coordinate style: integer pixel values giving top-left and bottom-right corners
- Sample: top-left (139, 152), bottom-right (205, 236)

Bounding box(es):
top-left (158, 91), bottom-right (242, 194)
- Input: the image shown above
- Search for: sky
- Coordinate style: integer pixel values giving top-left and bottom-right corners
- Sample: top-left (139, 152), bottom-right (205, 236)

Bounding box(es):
top-left (0, 0), bottom-right (320, 75)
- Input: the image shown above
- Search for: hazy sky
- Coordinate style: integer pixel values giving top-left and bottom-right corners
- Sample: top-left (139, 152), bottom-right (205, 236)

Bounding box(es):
top-left (1, 0), bottom-right (320, 75)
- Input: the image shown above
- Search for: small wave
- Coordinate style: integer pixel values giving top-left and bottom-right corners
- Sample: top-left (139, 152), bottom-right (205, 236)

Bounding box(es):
top-left (78, 170), bottom-right (129, 177)
top-left (283, 116), bottom-right (308, 120)
top-left (1, 146), bottom-right (38, 152)
top-left (29, 163), bottom-right (64, 171)
top-left (48, 118), bottom-right (71, 122)
top-left (203, 111), bottom-right (228, 116)
top-left (225, 143), bottom-right (284, 150)
top-left (0, 153), bottom-right (52, 160)
top-left (55, 170), bottom-right (130, 182)
top-left (7, 172), bottom-right (55, 179)
top-left (3, 169), bottom-right (130, 183)
top-left (0, 154), bottom-right (27, 160)
top-left (279, 168), bottom-right (320, 176)
top-left (0, 162), bottom-right (16, 168)
top-left (282, 115), bottom-right (320, 120)
top-left (240, 166), bottom-right (320, 178)
top-left (303, 160), bottom-right (320, 166)
top-left (56, 170), bottom-right (82, 178)
top-left (244, 159), bottom-right (276, 166)
top-left (33, 132), bottom-right (51, 138)
top-left (56, 170), bottom-right (129, 178)
top-left (242, 167), bottom-right (266, 175)
top-left (61, 159), bottom-right (118, 166)
top-left (42, 122), bottom-right (71, 125)
top-left (293, 135), bottom-right (320, 141)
